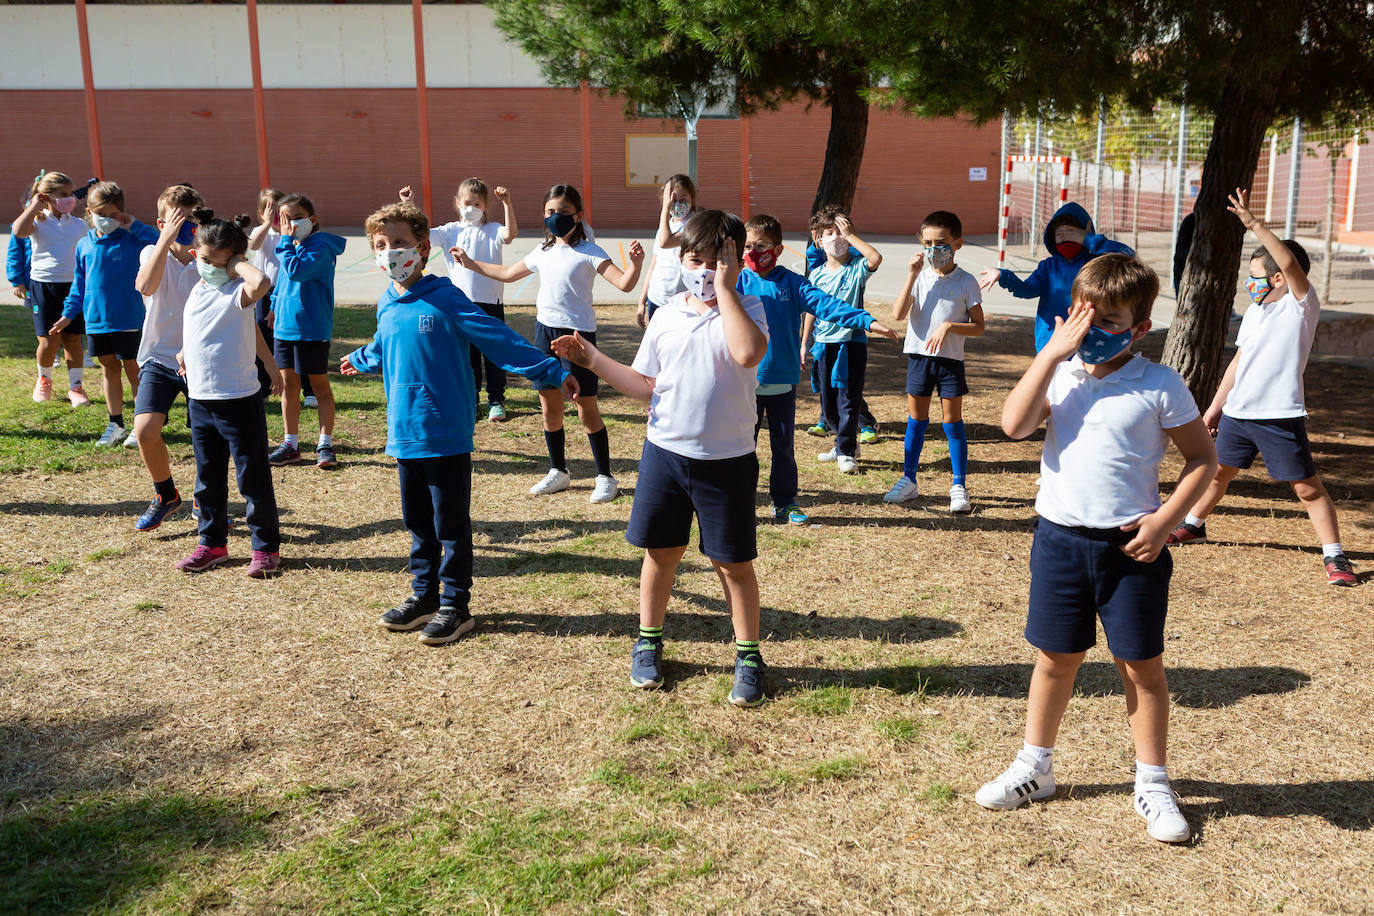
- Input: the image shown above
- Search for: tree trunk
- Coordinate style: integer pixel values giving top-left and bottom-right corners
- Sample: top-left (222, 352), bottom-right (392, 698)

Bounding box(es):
top-left (811, 70), bottom-right (869, 215)
top-left (1162, 83), bottom-right (1279, 406)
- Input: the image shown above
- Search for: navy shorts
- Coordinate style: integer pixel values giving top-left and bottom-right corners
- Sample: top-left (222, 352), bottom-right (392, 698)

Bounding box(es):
top-left (533, 322), bottom-right (598, 398)
top-left (906, 354), bottom-right (969, 399)
top-left (274, 338), bottom-right (331, 376)
top-left (89, 330), bottom-right (141, 360)
top-left (134, 360), bottom-right (189, 417)
top-left (30, 280), bottom-right (82, 337)
top-left (1215, 414), bottom-right (1317, 481)
top-left (1025, 518), bottom-right (1172, 662)
top-left (626, 439), bottom-right (758, 564)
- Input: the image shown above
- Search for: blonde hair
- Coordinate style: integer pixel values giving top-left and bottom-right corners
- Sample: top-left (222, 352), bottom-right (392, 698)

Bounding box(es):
top-left (87, 180), bottom-right (124, 212)
top-left (258, 188), bottom-right (283, 211)
top-left (33, 171), bottom-right (74, 221)
top-left (365, 202), bottom-right (429, 243)
top-left (1071, 253), bottom-right (1159, 323)
top-left (157, 184), bottom-right (203, 218)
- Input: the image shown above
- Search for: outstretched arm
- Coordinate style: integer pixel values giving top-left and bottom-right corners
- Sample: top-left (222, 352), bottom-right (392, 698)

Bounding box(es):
top-left (453, 248), bottom-right (532, 283)
top-left (551, 332), bottom-right (655, 402)
top-left (1230, 187), bottom-right (1309, 300)
top-left (597, 241), bottom-right (645, 293)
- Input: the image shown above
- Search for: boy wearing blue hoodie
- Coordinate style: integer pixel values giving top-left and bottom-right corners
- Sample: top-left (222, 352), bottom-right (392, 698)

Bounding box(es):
top-left (51, 181), bottom-right (159, 446)
top-left (738, 214), bottom-right (898, 524)
top-left (979, 202), bottom-right (1133, 352)
top-left (270, 194), bottom-right (348, 469)
top-left (342, 203), bottom-right (576, 646)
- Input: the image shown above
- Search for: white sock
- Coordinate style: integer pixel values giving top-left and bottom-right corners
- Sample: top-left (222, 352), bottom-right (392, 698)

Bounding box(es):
top-left (1022, 741), bottom-right (1053, 771)
top-left (69, 368), bottom-right (82, 387)
top-left (1185, 514), bottom-right (1205, 528)
top-left (284, 433), bottom-right (299, 449)
top-left (318, 433), bottom-right (333, 448)
top-left (1322, 542), bottom-right (1343, 558)
top-left (1135, 761), bottom-right (1169, 787)
top-left (38, 364), bottom-right (53, 379)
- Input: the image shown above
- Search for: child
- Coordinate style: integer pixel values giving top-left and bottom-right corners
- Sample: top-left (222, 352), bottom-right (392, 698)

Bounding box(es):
top-left (401, 178), bottom-right (518, 422)
top-left (549, 210), bottom-right (772, 705)
top-left (453, 184), bottom-right (643, 503)
top-left (341, 203), bottom-right (577, 645)
top-left (10, 171), bottom-right (93, 408)
top-left (887, 210), bottom-right (985, 513)
top-left (978, 253), bottom-right (1217, 844)
top-left (738, 214), bottom-right (897, 523)
top-left (805, 207), bottom-right (889, 474)
top-left (636, 175), bottom-right (695, 329)
top-left (247, 188), bottom-right (290, 399)
top-left (978, 201), bottom-right (1133, 352)
top-left (803, 237), bottom-right (878, 443)
top-left (130, 185), bottom-right (204, 530)
top-left (174, 211), bottom-right (284, 577)
top-left (269, 193), bottom-right (346, 469)
top-left (50, 181), bottom-right (160, 445)
top-left (1167, 189), bottom-right (1358, 587)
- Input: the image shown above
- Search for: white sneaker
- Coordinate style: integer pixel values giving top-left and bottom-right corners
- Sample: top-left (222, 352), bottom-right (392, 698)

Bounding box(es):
top-left (817, 448), bottom-right (837, 462)
top-left (529, 468), bottom-right (571, 495)
top-left (884, 476), bottom-right (919, 503)
top-left (96, 422), bottom-right (126, 447)
top-left (123, 429), bottom-right (139, 449)
top-left (837, 455), bottom-right (858, 474)
top-left (589, 474), bottom-right (619, 503)
top-left (974, 750), bottom-right (1056, 810)
top-left (949, 484), bottom-right (971, 514)
top-left (1135, 777), bottom-right (1190, 843)
top-left (303, 395), bottom-right (318, 409)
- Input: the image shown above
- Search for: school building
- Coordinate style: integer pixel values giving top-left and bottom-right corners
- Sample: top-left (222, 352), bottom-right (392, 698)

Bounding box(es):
top-left (0, 2), bottom-right (1002, 234)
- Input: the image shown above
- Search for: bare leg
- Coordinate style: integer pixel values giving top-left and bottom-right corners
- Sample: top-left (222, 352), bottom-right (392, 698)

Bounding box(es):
top-left (713, 559), bottom-right (761, 642)
top-left (1025, 649), bottom-right (1086, 749)
top-left (36, 334), bottom-right (60, 372)
top-left (574, 394), bottom-right (604, 434)
top-left (640, 546), bottom-right (688, 627)
top-left (281, 369), bottom-right (301, 437)
top-left (98, 355), bottom-right (123, 416)
top-left (1292, 475), bottom-right (1341, 545)
top-left (135, 411), bottom-right (172, 482)
top-left (539, 388), bottom-right (564, 432)
top-left (908, 393), bottom-right (932, 422)
top-left (1116, 655), bottom-right (1169, 767)
top-left (60, 334), bottom-right (84, 379)
top-left (122, 359), bottom-right (139, 401)
top-left (1186, 464), bottom-right (1241, 520)
top-left (308, 373), bottom-right (335, 437)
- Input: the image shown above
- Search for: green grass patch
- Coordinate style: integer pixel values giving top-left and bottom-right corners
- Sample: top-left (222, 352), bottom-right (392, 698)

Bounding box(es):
top-left (874, 716), bottom-right (925, 745)
top-left (919, 782), bottom-right (956, 808)
top-left (0, 560), bottom-right (76, 601)
top-left (805, 755), bottom-right (868, 781)
top-left (85, 546), bottom-right (123, 562)
top-left (131, 600), bottom-right (164, 613)
top-left (790, 685), bottom-right (856, 716)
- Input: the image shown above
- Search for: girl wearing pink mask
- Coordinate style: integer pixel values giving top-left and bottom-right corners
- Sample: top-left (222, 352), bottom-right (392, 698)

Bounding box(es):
top-left (637, 174), bottom-right (697, 330)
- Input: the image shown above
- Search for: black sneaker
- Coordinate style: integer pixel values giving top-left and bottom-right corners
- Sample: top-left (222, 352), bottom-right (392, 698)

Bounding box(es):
top-left (418, 608), bottom-right (476, 645)
top-left (378, 594), bottom-right (440, 631)
top-left (269, 443), bottom-right (303, 466)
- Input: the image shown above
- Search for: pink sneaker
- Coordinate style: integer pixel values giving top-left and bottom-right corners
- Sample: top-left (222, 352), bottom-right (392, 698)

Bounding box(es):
top-left (246, 550), bottom-right (281, 578)
top-left (67, 385), bottom-right (91, 408)
top-left (176, 545), bottom-right (229, 573)
top-left (32, 377), bottom-right (53, 403)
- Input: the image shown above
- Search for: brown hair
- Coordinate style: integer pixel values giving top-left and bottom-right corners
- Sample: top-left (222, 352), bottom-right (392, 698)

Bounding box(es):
top-left (744, 214), bottom-right (782, 246)
top-left (257, 188), bottom-right (284, 211)
top-left (1071, 253), bottom-right (1159, 323)
top-left (191, 207), bottom-right (252, 257)
top-left (279, 193), bottom-right (315, 217)
top-left (678, 210), bottom-right (745, 263)
top-left (920, 210), bottom-right (963, 239)
top-left (456, 177), bottom-right (489, 203)
top-left (809, 205), bottom-right (846, 237)
top-left (666, 173), bottom-right (697, 203)
top-left (365, 202), bottom-right (430, 244)
top-left (87, 180), bottom-right (124, 212)
top-left (157, 184), bottom-right (204, 218)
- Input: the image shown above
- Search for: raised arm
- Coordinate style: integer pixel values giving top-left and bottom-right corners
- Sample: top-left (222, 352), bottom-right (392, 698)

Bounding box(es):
top-left (837, 216), bottom-right (882, 271)
top-left (1229, 187), bottom-right (1309, 300)
top-left (136, 211), bottom-right (187, 296)
top-left (1001, 301), bottom-right (1093, 439)
top-left (495, 186), bottom-right (517, 243)
top-left (597, 242), bottom-right (645, 293)
top-left (892, 252), bottom-right (925, 323)
top-left (11, 194), bottom-right (48, 238)
top-left (232, 256), bottom-right (272, 307)
top-left (453, 247), bottom-right (531, 283)
top-left (714, 239), bottom-right (769, 368)
top-left (248, 201), bottom-right (275, 252)
top-left (654, 183), bottom-right (676, 250)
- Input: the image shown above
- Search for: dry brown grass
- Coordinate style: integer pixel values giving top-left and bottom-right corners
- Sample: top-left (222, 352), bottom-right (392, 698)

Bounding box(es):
top-left (1, 306), bottom-right (1372, 914)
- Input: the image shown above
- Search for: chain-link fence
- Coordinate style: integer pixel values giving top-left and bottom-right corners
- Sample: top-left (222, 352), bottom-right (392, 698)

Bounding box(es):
top-left (999, 105), bottom-right (1373, 307)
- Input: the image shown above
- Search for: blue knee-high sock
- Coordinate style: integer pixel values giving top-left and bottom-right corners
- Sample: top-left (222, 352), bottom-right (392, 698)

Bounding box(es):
top-left (943, 421), bottom-right (968, 486)
top-left (904, 418), bottom-right (928, 481)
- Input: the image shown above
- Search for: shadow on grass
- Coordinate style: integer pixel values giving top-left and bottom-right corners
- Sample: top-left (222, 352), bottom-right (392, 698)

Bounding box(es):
top-left (1060, 779), bottom-right (1374, 833)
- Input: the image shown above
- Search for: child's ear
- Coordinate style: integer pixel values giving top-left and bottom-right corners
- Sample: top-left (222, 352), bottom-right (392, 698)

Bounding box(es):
top-left (952, 238), bottom-right (964, 251)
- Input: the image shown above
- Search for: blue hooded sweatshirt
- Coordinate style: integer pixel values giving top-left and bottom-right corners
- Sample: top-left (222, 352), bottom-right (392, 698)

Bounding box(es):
top-left (273, 229), bottom-right (348, 342)
top-left (62, 222), bottom-right (161, 334)
top-left (996, 201), bottom-right (1134, 351)
top-left (736, 265), bottom-right (874, 386)
top-left (6, 235), bottom-right (30, 291)
top-left (346, 274), bottom-right (568, 460)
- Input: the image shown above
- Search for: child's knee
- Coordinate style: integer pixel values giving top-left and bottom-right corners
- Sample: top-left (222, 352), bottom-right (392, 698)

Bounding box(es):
top-left (1119, 655), bottom-right (1167, 691)
top-left (1292, 476), bottom-right (1326, 502)
top-left (1035, 648), bottom-right (1085, 675)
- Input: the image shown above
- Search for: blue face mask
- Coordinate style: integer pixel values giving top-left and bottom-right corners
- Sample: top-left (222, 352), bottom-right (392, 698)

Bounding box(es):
top-left (176, 221), bottom-right (196, 246)
top-left (544, 212), bottom-right (577, 238)
top-left (1077, 323), bottom-right (1135, 365)
top-left (196, 260), bottom-right (231, 289)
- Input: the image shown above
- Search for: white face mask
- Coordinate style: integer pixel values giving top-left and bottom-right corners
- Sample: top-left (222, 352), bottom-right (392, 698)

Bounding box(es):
top-left (91, 214), bottom-right (121, 235)
top-left (682, 265), bottom-right (717, 302)
top-left (375, 246), bottom-right (422, 283)
top-left (822, 235), bottom-right (848, 258)
top-left (459, 205), bottom-right (484, 224)
top-left (290, 217), bottom-right (314, 241)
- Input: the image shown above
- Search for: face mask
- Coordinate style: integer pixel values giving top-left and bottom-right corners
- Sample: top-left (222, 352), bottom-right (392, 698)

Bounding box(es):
top-left (924, 244), bottom-right (954, 269)
top-left (669, 200), bottom-right (692, 222)
top-left (823, 235), bottom-right (848, 258)
top-left (196, 260), bottom-right (232, 288)
top-left (290, 218), bottom-right (314, 241)
top-left (1056, 241), bottom-right (1085, 260)
top-left (544, 212), bottom-right (577, 238)
top-left (376, 246), bottom-right (422, 283)
top-left (743, 248), bottom-right (776, 274)
top-left (682, 265), bottom-right (717, 302)
top-left (90, 214), bottom-right (121, 235)
top-left (1077, 323), bottom-right (1135, 365)
top-left (1245, 275), bottom-right (1272, 304)
top-left (175, 222), bottom-right (196, 246)
top-left (459, 205), bottom-right (484, 224)
top-left (53, 196), bottom-right (77, 214)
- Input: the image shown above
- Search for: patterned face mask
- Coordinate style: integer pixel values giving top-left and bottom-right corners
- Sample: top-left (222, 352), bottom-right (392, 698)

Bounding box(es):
top-left (1245, 275), bottom-right (1272, 304)
top-left (1077, 323), bottom-right (1135, 364)
top-left (669, 200), bottom-right (692, 222)
top-left (375, 246), bottom-right (422, 283)
top-left (681, 265), bottom-right (717, 302)
top-left (924, 244), bottom-right (954, 269)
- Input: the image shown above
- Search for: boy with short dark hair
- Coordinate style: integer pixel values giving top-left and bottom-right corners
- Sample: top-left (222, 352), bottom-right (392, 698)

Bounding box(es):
top-left (980, 253), bottom-right (1217, 844)
top-left (342, 202), bottom-right (576, 646)
top-left (1167, 189), bottom-right (1357, 586)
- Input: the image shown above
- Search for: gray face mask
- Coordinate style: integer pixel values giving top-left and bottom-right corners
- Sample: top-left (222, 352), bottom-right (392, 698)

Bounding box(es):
top-left (91, 214), bottom-right (121, 235)
top-left (924, 244), bottom-right (954, 269)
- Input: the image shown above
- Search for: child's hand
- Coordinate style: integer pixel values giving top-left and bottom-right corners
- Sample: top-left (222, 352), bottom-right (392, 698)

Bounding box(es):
top-left (1056, 225), bottom-right (1086, 244)
top-left (870, 321), bottom-right (900, 342)
top-left (399, 186), bottom-right (414, 203)
top-left (561, 374), bottom-right (581, 401)
top-left (661, 182), bottom-right (674, 212)
top-left (977, 268), bottom-right (1000, 291)
top-left (33, 191), bottom-right (53, 209)
top-left (1227, 188), bottom-right (1261, 230)
top-left (339, 355), bottom-right (360, 376)
top-left (909, 252), bottom-right (925, 274)
top-left (13, 285), bottom-right (28, 300)
top-left (1203, 404), bottom-right (1222, 437)
top-left (227, 254), bottom-right (247, 277)
top-left (266, 309), bottom-right (275, 330)
top-left (449, 245), bottom-right (471, 267)
top-left (800, 344), bottom-right (809, 367)
top-left (48, 315), bottom-right (71, 336)
top-left (715, 238), bottom-right (740, 289)
top-left (159, 209), bottom-right (187, 243)
top-left (925, 321), bottom-right (951, 354)
top-left (635, 302), bottom-right (647, 329)
top-left (835, 215), bottom-right (853, 239)
top-left (1043, 300), bottom-right (1094, 362)
top-left (493, 186), bottom-right (510, 202)
top-left (627, 241), bottom-right (645, 265)
top-left (269, 368), bottom-right (284, 396)
top-left (1119, 510), bottom-right (1170, 563)
top-left (175, 349), bottom-right (186, 377)
top-left (117, 212), bottom-right (134, 228)
top-left (260, 201), bottom-right (275, 225)
top-left (550, 331), bottom-right (597, 367)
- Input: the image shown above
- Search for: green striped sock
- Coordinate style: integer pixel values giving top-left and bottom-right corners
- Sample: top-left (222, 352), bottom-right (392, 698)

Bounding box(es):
top-left (639, 625), bottom-right (663, 644)
top-left (736, 639), bottom-right (760, 658)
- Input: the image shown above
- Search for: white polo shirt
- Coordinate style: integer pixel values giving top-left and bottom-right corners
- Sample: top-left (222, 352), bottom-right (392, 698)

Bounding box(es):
top-left (28, 213), bottom-right (90, 282)
top-left (1036, 354), bottom-right (1200, 529)
top-left (631, 291), bottom-right (770, 460)
top-left (903, 265), bottom-right (982, 360)
top-left (1223, 287), bottom-right (1320, 420)
top-left (252, 228), bottom-right (281, 287)
top-left (182, 278), bottom-right (260, 401)
top-left (431, 219), bottom-right (507, 305)
top-left (136, 246), bottom-right (201, 371)
top-left (524, 239), bottom-right (611, 332)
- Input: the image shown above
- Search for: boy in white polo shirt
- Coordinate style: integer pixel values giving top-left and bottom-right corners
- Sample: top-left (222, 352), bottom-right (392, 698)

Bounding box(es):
top-left (1167, 189), bottom-right (1357, 586)
top-left (550, 210), bottom-right (772, 707)
top-left (977, 254), bottom-right (1217, 844)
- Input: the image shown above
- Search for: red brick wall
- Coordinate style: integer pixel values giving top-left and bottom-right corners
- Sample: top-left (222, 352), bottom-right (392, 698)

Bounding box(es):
top-left (1, 88), bottom-right (1001, 235)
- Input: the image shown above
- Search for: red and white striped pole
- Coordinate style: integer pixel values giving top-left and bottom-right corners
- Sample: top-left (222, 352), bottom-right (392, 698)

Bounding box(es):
top-left (998, 156), bottom-right (1013, 265)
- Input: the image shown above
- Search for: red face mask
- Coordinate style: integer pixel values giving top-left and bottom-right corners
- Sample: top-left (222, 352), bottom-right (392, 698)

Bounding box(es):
top-left (744, 248), bottom-right (776, 274)
top-left (1056, 241), bottom-right (1085, 260)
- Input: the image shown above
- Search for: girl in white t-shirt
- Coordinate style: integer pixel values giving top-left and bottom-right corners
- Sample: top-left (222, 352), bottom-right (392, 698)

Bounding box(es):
top-left (455, 184), bottom-right (644, 504)
top-left (174, 212), bottom-right (284, 579)
top-left (10, 170), bottom-right (93, 406)
top-left (636, 174), bottom-right (696, 329)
